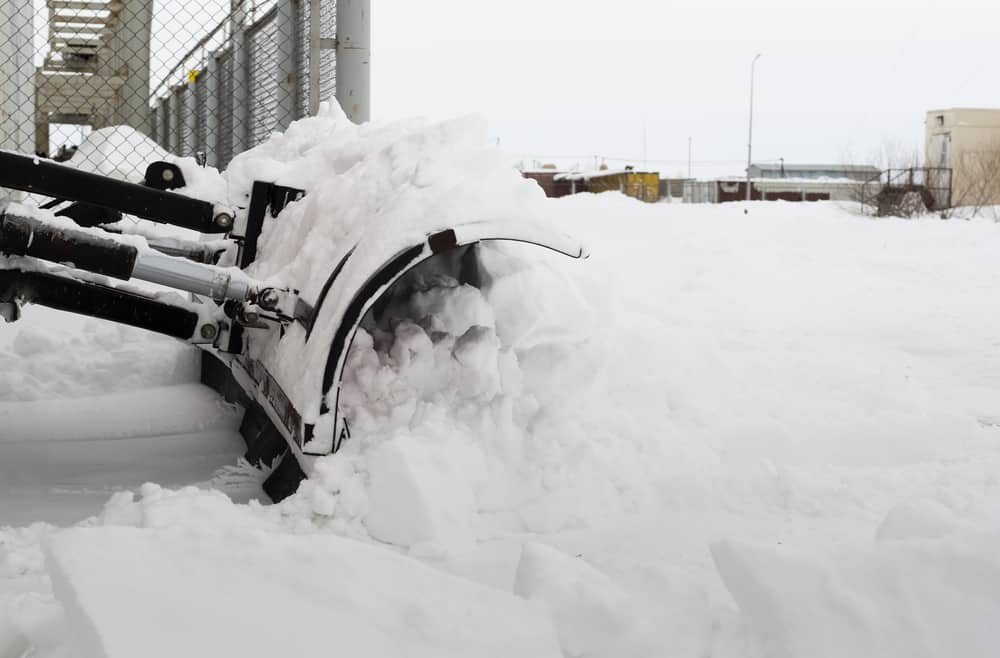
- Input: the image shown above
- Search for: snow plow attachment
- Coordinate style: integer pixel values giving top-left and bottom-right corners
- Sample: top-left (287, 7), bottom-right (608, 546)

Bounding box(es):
top-left (0, 149), bottom-right (588, 501)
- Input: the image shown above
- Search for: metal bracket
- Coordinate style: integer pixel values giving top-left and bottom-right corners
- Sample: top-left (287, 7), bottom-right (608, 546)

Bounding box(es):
top-left (238, 181), bottom-right (305, 268)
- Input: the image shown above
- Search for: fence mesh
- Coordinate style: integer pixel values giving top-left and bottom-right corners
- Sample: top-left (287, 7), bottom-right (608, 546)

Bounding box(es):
top-left (0, 0), bottom-right (337, 182)
top-left (248, 11), bottom-right (279, 149)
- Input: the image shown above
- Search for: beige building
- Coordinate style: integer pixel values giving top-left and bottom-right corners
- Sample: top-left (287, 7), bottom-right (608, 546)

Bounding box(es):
top-left (926, 108), bottom-right (1000, 208)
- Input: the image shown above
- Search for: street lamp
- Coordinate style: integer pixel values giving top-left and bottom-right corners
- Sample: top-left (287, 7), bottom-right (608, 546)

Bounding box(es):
top-left (746, 53), bottom-right (761, 202)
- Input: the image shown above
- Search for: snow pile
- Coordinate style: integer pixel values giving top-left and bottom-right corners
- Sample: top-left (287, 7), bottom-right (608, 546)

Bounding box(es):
top-left (274, 241), bottom-right (659, 547)
top-left (225, 104), bottom-right (550, 295)
top-left (68, 126), bottom-right (167, 183)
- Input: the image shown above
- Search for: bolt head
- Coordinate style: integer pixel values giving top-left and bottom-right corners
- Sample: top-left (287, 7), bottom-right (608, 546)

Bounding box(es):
top-left (162, 169), bottom-right (175, 182)
top-left (214, 213), bottom-right (234, 229)
top-left (200, 324), bottom-right (218, 340)
top-left (259, 289), bottom-right (280, 309)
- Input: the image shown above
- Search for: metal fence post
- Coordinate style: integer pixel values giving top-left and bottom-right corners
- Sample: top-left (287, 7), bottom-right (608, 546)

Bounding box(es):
top-left (275, 0), bottom-right (298, 131)
top-left (231, 1), bottom-right (249, 156)
top-left (308, 0), bottom-right (322, 116)
top-left (170, 88), bottom-right (181, 154)
top-left (183, 84), bottom-right (197, 156)
top-left (151, 100), bottom-right (161, 145)
top-left (162, 94), bottom-right (172, 153)
top-left (206, 60), bottom-right (220, 168)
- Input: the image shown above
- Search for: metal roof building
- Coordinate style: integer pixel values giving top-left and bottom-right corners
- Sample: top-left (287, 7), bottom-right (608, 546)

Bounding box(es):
top-left (748, 163), bottom-right (880, 182)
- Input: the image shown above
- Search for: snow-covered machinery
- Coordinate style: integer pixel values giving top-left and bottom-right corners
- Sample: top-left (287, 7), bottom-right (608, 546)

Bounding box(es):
top-left (0, 150), bottom-right (587, 500)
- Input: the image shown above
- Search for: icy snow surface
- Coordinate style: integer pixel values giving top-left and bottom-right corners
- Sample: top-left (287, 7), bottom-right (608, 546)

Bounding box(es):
top-left (4, 108), bottom-right (1000, 656)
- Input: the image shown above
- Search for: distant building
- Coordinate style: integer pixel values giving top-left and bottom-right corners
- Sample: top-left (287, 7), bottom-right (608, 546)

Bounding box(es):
top-left (747, 163), bottom-right (880, 182)
top-left (926, 108), bottom-right (1000, 208)
top-left (521, 170), bottom-right (578, 198)
top-left (684, 178), bottom-right (868, 204)
top-left (522, 167), bottom-right (661, 203)
top-left (569, 169), bottom-right (660, 203)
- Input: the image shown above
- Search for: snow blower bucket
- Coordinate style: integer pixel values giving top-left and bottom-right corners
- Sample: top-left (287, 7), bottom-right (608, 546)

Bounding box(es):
top-left (254, 220), bottom-right (590, 459)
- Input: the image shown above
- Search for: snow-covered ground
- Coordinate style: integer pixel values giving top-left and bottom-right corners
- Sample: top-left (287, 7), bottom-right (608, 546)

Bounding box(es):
top-left (4, 114), bottom-right (1000, 657)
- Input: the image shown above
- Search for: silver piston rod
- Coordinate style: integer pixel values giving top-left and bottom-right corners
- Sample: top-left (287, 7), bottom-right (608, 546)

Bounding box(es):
top-left (0, 211), bottom-right (255, 302)
top-left (133, 251), bottom-right (252, 301)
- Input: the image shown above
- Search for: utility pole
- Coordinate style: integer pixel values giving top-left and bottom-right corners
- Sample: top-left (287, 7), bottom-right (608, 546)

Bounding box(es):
top-left (746, 53), bottom-right (761, 202)
top-left (642, 118), bottom-right (648, 170)
top-left (688, 136), bottom-right (692, 179)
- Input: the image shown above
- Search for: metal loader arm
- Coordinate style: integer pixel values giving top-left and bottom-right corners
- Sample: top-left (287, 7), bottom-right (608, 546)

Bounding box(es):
top-left (0, 151), bottom-right (234, 233)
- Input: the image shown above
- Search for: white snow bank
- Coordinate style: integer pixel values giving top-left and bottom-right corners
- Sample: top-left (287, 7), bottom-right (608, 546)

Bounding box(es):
top-left (712, 532), bottom-right (1000, 658)
top-left (0, 309), bottom-right (199, 403)
top-left (7, 101), bottom-right (1000, 658)
top-left (67, 126), bottom-right (167, 183)
top-left (0, 383), bottom-right (240, 442)
top-left (66, 125), bottom-right (227, 210)
top-left (44, 523), bottom-right (561, 658)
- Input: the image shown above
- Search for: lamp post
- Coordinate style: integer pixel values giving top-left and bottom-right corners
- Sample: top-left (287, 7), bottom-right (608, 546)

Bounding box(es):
top-left (746, 53), bottom-right (761, 202)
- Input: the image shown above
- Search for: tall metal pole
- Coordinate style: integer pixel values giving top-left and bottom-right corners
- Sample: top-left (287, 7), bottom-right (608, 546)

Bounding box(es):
top-left (308, 0), bottom-right (322, 116)
top-left (746, 53), bottom-right (761, 202)
top-left (336, 0), bottom-right (371, 123)
top-left (642, 118), bottom-right (647, 170)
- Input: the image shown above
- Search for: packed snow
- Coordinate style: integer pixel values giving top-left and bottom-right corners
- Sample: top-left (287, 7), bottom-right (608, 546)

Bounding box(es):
top-left (3, 107), bottom-right (1000, 657)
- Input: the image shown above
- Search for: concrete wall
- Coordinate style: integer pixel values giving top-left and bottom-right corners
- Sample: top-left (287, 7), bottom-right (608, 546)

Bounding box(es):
top-left (926, 108), bottom-right (1000, 207)
top-left (0, 0), bottom-right (35, 155)
top-left (100, 0), bottom-right (154, 132)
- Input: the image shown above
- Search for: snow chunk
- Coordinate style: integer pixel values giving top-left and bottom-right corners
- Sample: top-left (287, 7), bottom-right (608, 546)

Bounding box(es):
top-left (366, 435), bottom-right (480, 548)
top-left (43, 525), bottom-right (561, 658)
top-left (712, 537), bottom-right (1000, 658)
top-left (514, 543), bottom-right (653, 657)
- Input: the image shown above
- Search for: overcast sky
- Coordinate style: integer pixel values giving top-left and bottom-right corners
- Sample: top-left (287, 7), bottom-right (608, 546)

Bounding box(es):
top-left (372, 0), bottom-right (1000, 177)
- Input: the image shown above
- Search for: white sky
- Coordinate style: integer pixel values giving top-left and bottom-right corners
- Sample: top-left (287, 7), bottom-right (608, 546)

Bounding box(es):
top-left (30, 0), bottom-right (1000, 176)
top-left (372, 0), bottom-right (1000, 177)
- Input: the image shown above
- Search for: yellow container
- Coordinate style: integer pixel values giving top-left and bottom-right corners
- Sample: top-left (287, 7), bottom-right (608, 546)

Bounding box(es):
top-left (588, 171), bottom-right (660, 203)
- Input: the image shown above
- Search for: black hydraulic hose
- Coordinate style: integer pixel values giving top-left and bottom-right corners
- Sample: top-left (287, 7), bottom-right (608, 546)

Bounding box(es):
top-left (0, 270), bottom-right (199, 340)
top-left (0, 151), bottom-right (228, 233)
top-left (0, 211), bottom-right (138, 279)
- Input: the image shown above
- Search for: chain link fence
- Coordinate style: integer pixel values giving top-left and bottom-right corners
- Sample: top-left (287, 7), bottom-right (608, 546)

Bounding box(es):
top-left (0, 0), bottom-right (339, 181)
